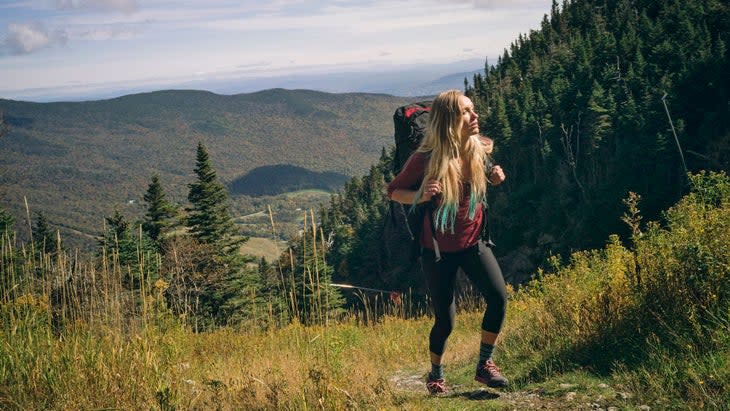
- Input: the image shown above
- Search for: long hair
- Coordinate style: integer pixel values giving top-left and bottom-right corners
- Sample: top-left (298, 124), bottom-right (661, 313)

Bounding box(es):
top-left (415, 90), bottom-right (488, 233)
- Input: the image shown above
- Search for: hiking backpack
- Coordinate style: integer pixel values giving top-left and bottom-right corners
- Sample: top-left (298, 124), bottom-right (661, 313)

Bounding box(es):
top-left (380, 101), bottom-right (433, 292)
top-left (392, 102), bottom-right (432, 175)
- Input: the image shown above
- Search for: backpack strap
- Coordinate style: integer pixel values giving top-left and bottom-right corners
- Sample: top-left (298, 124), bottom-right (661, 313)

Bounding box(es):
top-left (481, 154), bottom-right (496, 247)
top-left (426, 202), bottom-right (441, 261)
top-left (420, 152), bottom-right (441, 261)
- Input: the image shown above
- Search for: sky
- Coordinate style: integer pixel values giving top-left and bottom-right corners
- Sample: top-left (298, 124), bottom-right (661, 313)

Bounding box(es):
top-left (0, 0), bottom-right (553, 101)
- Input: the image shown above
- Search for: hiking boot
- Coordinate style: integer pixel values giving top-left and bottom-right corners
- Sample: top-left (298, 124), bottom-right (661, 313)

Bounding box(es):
top-left (475, 359), bottom-right (508, 388)
top-left (426, 375), bottom-right (447, 395)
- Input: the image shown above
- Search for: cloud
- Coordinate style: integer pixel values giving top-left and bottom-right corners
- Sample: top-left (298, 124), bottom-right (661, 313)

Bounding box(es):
top-left (5, 22), bottom-right (67, 54)
top-left (71, 25), bottom-right (138, 40)
top-left (55, 0), bottom-right (138, 13)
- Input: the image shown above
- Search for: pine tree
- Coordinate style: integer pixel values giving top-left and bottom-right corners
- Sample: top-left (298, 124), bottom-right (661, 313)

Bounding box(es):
top-left (143, 174), bottom-right (177, 244)
top-left (99, 209), bottom-right (135, 264)
top-left (33, 211), bottom-right (57, 254)
top-left (0, 207), bottom-right (13, 237)
top-left (183, 142), bottom-right (259, 327)
top-left (279, 230), bottom-right (345, 325)
top-left (187, 142), bottom-right (245, 252)
top-left (485, 93), bottom-right (513, 144)
top-left (99, 208), bottom-right (158, 288)
top-left (0, 120), bottom-right (11, 238)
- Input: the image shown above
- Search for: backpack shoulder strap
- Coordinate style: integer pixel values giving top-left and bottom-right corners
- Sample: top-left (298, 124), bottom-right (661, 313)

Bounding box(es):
top-left (423, 201), bottom-right (440, 261)
top-left (481, 155), bottom-right (496, 247)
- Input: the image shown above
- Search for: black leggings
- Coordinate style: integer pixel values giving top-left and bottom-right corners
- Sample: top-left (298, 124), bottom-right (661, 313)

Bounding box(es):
top-left (422, 241), bottom-right (507, 356)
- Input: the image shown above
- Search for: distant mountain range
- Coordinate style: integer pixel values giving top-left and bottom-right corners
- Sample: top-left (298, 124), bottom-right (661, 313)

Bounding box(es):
top-left (7, 60), bottom-right (485, 103)
top-left (0, 89), bottom-right (415, 246)
top-left (187, 67), bottom-right (484, 101)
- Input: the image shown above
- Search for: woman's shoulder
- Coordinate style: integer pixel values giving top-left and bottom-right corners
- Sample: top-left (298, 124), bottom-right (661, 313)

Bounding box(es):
top-left (411, 150), bottom-right (429, 161)
top-left (396, 150), bottom-right (429, 178)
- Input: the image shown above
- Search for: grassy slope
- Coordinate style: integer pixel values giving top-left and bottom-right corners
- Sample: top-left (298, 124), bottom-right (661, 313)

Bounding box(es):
top-left (0, 90), bottom-right (412, 248)
top-left (0, 304), bottom-right (677, 410)
top-left (2, 173), bottom-right (728, 410)
top-left (238, 237), bottom-right (287, 263)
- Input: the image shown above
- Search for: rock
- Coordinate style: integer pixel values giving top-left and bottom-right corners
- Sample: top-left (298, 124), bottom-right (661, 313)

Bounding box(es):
top-left (638, 406), bottom-right (651, 411)
top-left (598, 383), bottom-right (609, 389)
top-left (616, 392), bottom-right (633, 400)
top-left (537, 233), bottom-right (556, 246)
top-left (608, 407), bottom-right (619, 411)
top-left (500, 246), bottom-right (535, 283)
top-left (566, 391), bottom-right (577, 401)
top-left (560, 383), bottom-right (577, 388)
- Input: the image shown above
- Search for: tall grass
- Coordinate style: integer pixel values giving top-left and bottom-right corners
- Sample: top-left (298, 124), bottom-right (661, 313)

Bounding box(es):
top-left (2, 171), bottom-right (728, 409)
top-left (500, 171), bottom-right (730, 409)
top-left (0, 204), bottom-right (434, 409)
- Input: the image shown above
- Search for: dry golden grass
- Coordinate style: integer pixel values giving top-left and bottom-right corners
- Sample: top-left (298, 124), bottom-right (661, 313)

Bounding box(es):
top-left (238, 236), bottom-right (287, 263)
top-left (1, 292), bottom-right (493, 410)
top-left (3, 172), bottom-right (728, 410)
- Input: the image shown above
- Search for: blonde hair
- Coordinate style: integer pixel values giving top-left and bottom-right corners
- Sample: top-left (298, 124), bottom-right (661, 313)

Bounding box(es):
top-left (415, 90), bottom-right (488, 233)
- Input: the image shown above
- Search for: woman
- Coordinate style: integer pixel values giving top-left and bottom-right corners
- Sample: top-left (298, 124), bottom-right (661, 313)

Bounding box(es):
top-left (386, 90), bottom-right (508, 394)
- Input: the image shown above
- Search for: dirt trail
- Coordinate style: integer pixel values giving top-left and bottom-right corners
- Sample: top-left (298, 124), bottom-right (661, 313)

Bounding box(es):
top-left (389, 371), bottom-right (641, 410)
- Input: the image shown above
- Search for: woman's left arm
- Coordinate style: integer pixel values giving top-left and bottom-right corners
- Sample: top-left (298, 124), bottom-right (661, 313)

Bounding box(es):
top-left (488, 165), bottom-right (506, 186)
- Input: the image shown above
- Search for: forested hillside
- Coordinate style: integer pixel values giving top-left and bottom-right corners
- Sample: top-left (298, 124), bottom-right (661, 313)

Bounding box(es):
top-left (0, 89), bottom-right (412, 248)
top-left (472, 0), bottom-right (729, 273)
top-left (319, 0), bottom-right (729, 288)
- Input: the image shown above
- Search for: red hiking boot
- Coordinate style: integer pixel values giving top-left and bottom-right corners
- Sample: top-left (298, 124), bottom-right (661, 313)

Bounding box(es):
top-left (426, 375), bottom-right (447, 395)
top-left (475, 359), bottom-right (508, 388)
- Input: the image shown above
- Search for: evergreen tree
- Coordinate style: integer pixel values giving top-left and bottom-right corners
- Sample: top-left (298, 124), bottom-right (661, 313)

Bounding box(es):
top-left (33, 211), bottom-right (57, 254)
top-left (187, 142), bottom-right (245, 252)
top-left (182, 142), bottom-right (259, 327)
top-left (100, 209), bottom-right (137, 264)
top-left (277, 228), bottom-right (345, 325)
top-left (142, 174), bottom-right (177, 244)
top-left (99, 208), bottom-right (158, 288)
top-left (0, 120), bottom-right (11, 238)
top-left (0, 207), bottom-right (12, 237)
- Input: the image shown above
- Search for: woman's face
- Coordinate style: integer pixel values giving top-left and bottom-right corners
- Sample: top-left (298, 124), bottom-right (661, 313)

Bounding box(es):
top-left (458, 95), bottom-right (479, 141)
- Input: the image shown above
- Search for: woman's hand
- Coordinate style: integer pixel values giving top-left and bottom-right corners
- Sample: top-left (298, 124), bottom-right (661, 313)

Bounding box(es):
top-left (488, 165), bottom-right (506, 186)
top-left (421, 179), bottom-right (441, 202)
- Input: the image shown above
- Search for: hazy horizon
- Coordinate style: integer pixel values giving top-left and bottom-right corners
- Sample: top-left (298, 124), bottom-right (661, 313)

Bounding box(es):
top-left (1, 0), bottom-right (553, 102)
top-left (1, 57), bottom-right (488, 102)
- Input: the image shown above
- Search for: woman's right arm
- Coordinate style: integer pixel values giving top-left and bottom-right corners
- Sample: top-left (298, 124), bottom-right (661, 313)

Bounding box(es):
top-left (390, 181), bottom-right (441, 204)
top-left (387, 153), bottom-right (440, 204)
top-left (390, 188), bottom-right (421, 204)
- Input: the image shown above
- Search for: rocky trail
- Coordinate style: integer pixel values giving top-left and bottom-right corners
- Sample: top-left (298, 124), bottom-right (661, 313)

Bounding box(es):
top-left (389, 370), bottom-right (653, 410)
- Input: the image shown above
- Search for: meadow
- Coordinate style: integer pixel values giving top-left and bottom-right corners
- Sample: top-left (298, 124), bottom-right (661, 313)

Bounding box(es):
top-left (1, 172), bottom-right (728, 410)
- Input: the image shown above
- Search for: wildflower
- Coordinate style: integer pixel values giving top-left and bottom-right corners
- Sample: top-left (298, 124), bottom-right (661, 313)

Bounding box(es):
top-left (155, 278), bottom-right (169, 291)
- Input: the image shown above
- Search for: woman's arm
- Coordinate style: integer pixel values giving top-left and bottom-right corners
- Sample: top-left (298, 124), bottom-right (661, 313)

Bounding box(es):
top-left (480, 135), bottom-right (506, 186)
top-left (488, 165), bottom-right (506, 186)
top-left (387, 152), bottom-right (440, 204)
top-left (390, 188), bottom-right (421, 205)
top-left (390, 179), bottom-right (441, 205)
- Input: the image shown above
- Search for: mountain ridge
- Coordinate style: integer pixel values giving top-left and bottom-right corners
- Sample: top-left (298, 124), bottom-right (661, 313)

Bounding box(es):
top-left (0, 88), bottom-right (416, 248)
